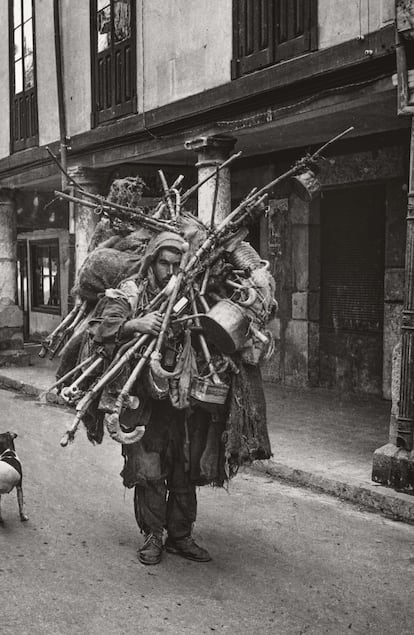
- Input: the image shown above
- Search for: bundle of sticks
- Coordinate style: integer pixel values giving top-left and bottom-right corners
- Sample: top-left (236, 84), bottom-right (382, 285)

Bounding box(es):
top-left (41, 128), bottom-right (353, 447)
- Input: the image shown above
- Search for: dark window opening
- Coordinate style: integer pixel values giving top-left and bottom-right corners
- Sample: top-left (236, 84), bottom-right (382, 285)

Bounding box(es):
top-left (91, 0), bottom-right (137, 126)
top-left (320, 186), bottom-right (385, 334)
top-left (30, 241), bottom-right (61, 314)
top-left (232, 0), bottom-right (317, 79)
top-left (9, 0), bottom-right (38, 152)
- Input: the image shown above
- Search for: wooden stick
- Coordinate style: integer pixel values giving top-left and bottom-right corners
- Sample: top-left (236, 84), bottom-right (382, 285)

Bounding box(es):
top-left (59, 332), bottom-right (151, 447)
top-left (153, 245), bottom-right (190, 356)
top-left (48, 146), bottom-right (172, 229)
top-left (184, 129), bottom-right (354, 274)
top-left (158, 170), bottom-right (177, 221)
top-left (60, 356), bottom-right (104, 402)
top-left (190, 289), bottom-right (221, 383)
top-left (55, 189), bottom-right (177, 234)
top-left (38, 300), bottom-right (85, 357)
top-left (181, 151), bottom-right (242, 203)
top-left (244, 127), bottom-right (354, 205)
top-left (41, 353), bottom-right (97, 394)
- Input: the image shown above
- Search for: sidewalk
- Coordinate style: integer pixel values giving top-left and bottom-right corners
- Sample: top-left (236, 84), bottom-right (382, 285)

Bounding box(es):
top-left (1, 345), bottom-right (414, 524)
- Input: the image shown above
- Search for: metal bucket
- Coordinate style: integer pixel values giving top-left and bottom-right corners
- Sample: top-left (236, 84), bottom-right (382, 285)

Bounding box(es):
top-left (190, 377), bottom-right (229, 413)
top-left (290, 168), bottom-right (321, 201)
top-left (199, 298), bottom-right (250, 354)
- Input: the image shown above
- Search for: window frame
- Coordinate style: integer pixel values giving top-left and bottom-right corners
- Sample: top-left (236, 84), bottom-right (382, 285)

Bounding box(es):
top-left (30, 239), bottom-right (61, 315)
top-left (231, 0), bottom-right (318, 79)
top-left (8, 0), bottom-right (39, 153)
top-left (90, 0), bottom-right (137, 127)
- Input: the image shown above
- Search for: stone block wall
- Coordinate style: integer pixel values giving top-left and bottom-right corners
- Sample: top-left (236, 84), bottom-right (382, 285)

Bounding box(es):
top-left (382, 180), bottom-right (407, 399)
top-left (0, 190), bottom-right (24, 355)
top-left (0, 303), bottom-right (23, 350)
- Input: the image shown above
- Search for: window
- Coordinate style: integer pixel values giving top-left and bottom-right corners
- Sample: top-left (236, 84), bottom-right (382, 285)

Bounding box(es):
top-left (90, 0), bottom-right (137, 126)
top-left (232, 0), bottom-right (317, 79)
top-left (9, 0), bottom-right (38, 151)
top-left (30, 241), bottom-right (61, 314)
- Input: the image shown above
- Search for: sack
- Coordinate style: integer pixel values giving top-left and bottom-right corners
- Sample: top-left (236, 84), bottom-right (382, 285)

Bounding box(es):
top-left (74, 248), bottom-right (143, 303)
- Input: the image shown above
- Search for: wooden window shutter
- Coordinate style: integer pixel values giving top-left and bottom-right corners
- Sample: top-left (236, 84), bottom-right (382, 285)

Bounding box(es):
top-left (9, 0), bottom-right (39, 152)
top-left (91, 0), bottom-right (137, 127)
top-left (275, 0), bottom-right (318, 62)
top-left (232, 0), bottom-right (275, 78)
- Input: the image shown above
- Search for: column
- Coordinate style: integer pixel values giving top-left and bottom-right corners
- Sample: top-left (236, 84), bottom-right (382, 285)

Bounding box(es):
top-left (185, 135), bottom-right (236, 225)
top-left (67, 166), bottom-right (103, 275)
top-left (0, 188), bottom-right (24, 355)
top-left (284, 194), bottom-right (320, 388)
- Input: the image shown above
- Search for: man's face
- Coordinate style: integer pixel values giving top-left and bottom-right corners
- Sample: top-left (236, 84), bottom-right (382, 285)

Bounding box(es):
top-left (153, 248), bottom-right (181, 288)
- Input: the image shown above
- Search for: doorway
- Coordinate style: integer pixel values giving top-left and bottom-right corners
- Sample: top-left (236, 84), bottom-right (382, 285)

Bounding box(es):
top-left (319, 184), bottom-right (385, 394)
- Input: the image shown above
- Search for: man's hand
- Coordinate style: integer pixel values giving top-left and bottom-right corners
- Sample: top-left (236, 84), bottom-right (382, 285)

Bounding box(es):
top-left (123, 311), bottom-right (163, 337)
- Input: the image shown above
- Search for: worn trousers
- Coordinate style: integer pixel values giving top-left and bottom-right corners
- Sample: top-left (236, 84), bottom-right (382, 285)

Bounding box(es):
top-left (133, 460), bottom-right (197, 539)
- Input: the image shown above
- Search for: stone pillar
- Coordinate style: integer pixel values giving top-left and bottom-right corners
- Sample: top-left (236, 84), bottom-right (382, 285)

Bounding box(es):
top-left (185, 135), bottom-right (236, 225)
top-left (67, 166), bottom-right (103, 275)
top-left (284, 193), bottom-right (320, 388)
top-left (0, 189), bottom-right (25, 360)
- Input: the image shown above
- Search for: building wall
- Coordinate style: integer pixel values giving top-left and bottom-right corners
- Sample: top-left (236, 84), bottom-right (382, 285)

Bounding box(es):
top-left (36, 0), bottom-right (60, 146)
top-left (61, 0), bottom-right (91, 138)
top-left (318, 0), bottom-right (395, 48)
top-left (0, 1), bottom-right (10, 158)
top-left (138, 0), bottom-right (232, 112)
top-left (35, 0), bottom-right (91, 142)
top-left (0, 0), bottom-right (398, 162)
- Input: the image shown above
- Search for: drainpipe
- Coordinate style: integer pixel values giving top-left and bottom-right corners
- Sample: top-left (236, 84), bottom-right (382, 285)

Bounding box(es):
top-left (53, 0), bottom-right (69, 190)
top-left (53, 0), bottom-right (75, 310)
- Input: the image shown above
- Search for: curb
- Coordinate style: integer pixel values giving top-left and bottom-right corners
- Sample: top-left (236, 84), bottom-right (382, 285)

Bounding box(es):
top-left (0, 375), bottom-right (68, 408)
top-left (0, 374), bottom-right (43, 398)
top-left (250, 459), bottom-right (414, 525)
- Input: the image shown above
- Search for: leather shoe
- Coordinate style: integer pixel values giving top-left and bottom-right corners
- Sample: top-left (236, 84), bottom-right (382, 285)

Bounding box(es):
top-left (138, 533), bottom-right (163, 565)
top-left (165, 535), bottom-right (212, 562)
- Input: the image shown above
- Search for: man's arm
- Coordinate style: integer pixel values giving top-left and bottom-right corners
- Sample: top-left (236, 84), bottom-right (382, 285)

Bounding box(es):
top-left (92, 280), bottom-right (163, 345)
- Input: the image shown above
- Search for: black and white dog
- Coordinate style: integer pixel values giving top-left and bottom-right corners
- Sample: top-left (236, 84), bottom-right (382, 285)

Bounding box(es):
top-left (0, 432), bottom-right (28, 523)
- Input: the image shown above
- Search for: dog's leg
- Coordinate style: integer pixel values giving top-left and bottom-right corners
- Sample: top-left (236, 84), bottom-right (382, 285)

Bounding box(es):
top-left (0, 494), bottom-right (3, 524)
top-left (16, 486), bottom-right (28, 521)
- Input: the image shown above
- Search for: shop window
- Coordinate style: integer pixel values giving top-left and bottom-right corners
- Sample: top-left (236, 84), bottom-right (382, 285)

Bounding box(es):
top-left (30, 241), bottom-right (61, 314)
top-left (9, 0), bottom-right (38, 152)
top-left (232, 0), bottom-right (317, 79)
top-left (90, 0), bottom-right (137, 126)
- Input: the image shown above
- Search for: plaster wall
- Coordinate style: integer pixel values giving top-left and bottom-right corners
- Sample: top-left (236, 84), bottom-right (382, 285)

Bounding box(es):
top-left (318, 0), bottom-right (395, 49)
top-left (0, 0), bottom-right (400, 154)
top-left (35, 0), bottom-right (90, 143)
top-left (0, 2), bottom-right (10, 159)
top-left (139, 0), bottom-right (232, 112)
top-left (35, 0), bottom-right (60, 146)
top-left (61, 0), bottom-right (91, 137)
top-left (11, 0), bottom-right (89, 149)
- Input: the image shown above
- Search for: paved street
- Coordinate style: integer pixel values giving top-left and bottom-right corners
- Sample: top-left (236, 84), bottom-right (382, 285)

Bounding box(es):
top-left (0, 388), bottom-right (413, 635)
